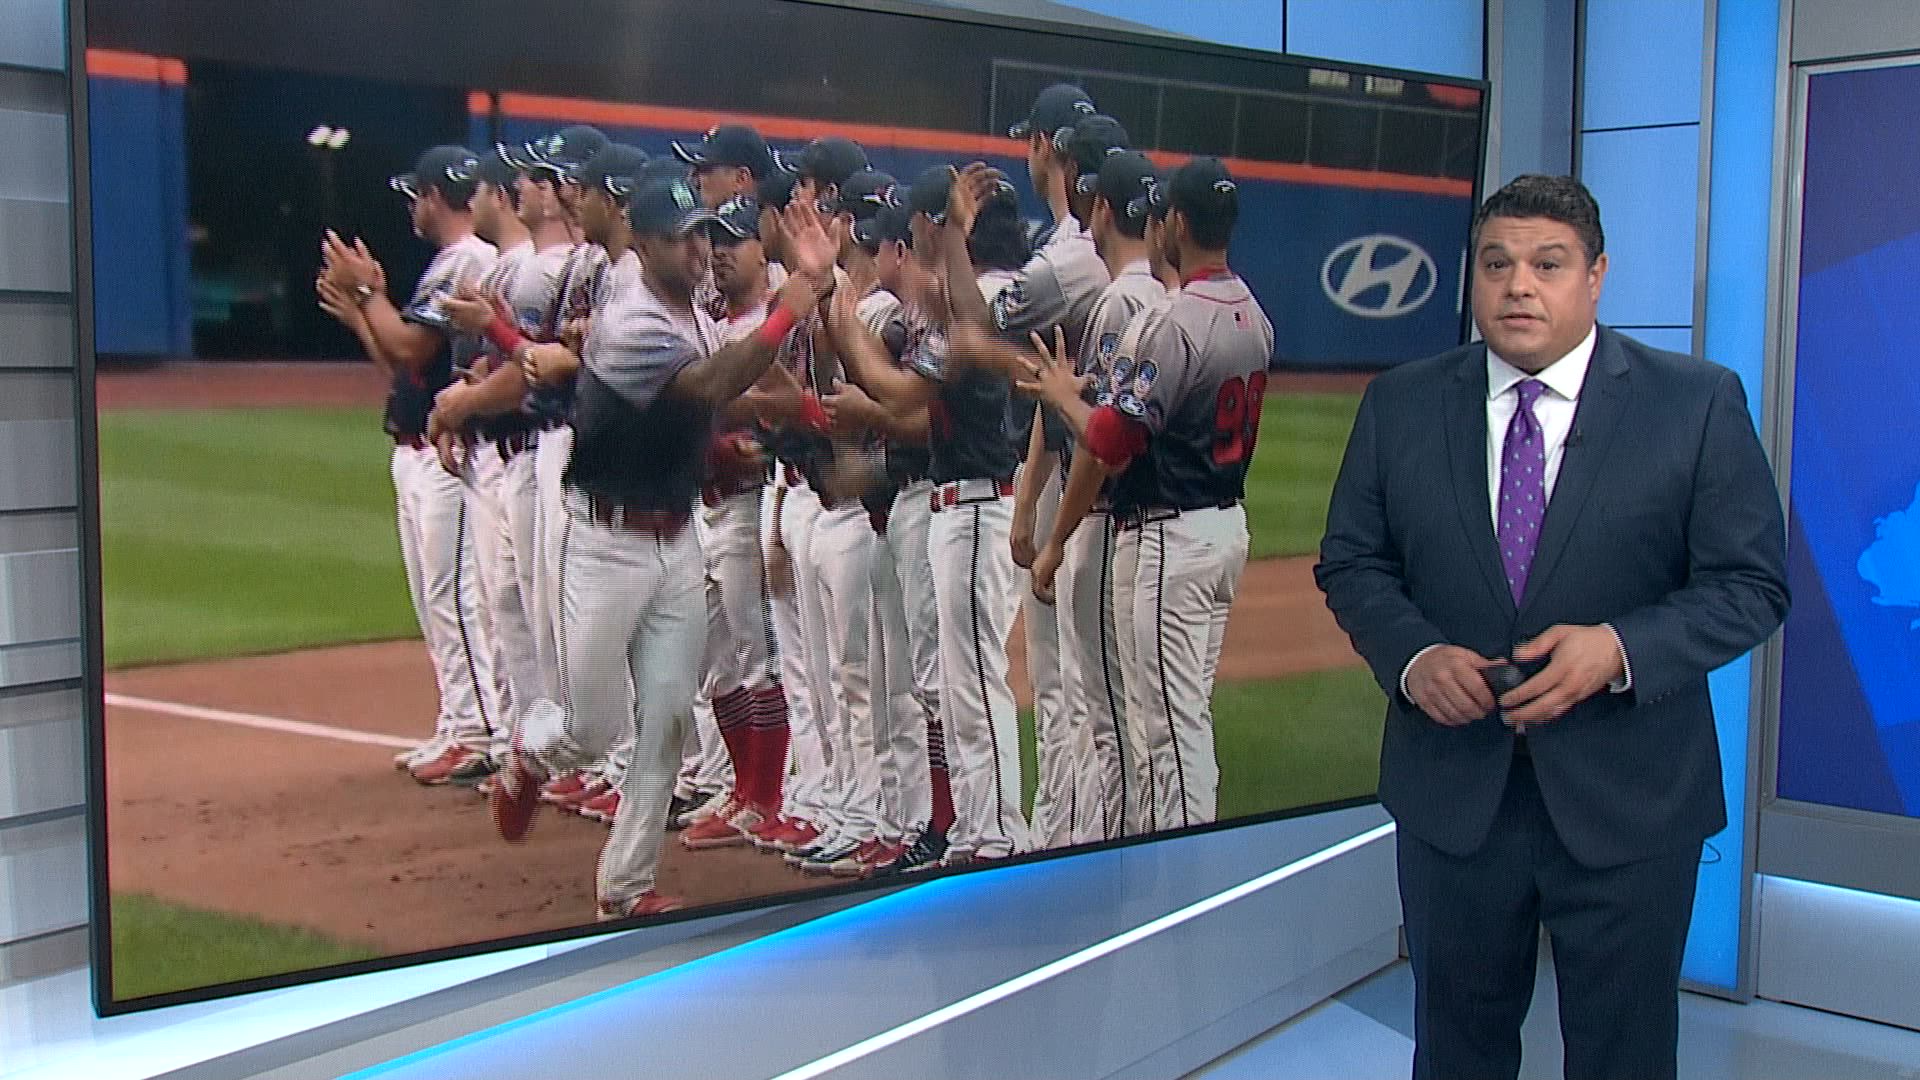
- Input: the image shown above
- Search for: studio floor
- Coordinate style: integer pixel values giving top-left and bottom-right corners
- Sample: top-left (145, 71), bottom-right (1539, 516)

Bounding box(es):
top-left (1189, 955), bottom-right (1920, 1080)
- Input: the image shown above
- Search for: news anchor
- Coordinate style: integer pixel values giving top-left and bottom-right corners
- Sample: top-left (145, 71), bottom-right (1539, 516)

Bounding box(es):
top-left (1315, 175), bottom-right (1788, 1080)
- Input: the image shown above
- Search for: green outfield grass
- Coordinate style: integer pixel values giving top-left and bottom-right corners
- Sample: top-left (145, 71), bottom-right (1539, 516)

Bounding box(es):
top-left (98, 406), bottom-right (416, 668)
top-left (96, 392), bottom-right (1361, 667)
top-left (1244, 392), bottom-right (1363, 560)
top-left (1019, 666), bottom-right (1384, 822)
top-left (109, 892), bottom-right (380, 1002)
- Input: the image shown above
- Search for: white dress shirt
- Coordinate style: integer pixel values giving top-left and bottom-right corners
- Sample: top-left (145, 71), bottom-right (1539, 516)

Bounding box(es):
top-left (1400, 326), bottom-right (1631, 702)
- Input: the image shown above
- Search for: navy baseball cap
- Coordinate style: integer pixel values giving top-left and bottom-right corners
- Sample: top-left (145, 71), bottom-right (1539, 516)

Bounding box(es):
top-left (573, 143), bottom-right (651, 201)
top-left (1162, 156), bottom-right (1239, 236)
top-left (672, 124), bottom-right (776, 178)
top-left (501, 125), bottom-right (610, 178)
top-left (1009, 82), bottom-right (1097, 139)
top-left (389, 145), bottom-right (480, 202)
top-left (757, 168), bottom-right (800, 211)
top-left (904, 164), bottom-right (955, 222)
top-left (1064, 115), bottom-right (1132, 191)
top-left (780, 137), bottom-right (870, 189)
top-left (639, 156), bottom-right (691, 184)
top-left (627, 174), bottom-right (721, 237)
top-left (853, 204), bottom-right (912, 250)
top-left (833, 169), bottom-right (897, 220)
top-left (707, 194), bottom-right (762, 241)
top-left (475, 147), bottom-right (523, 190)
top-left (1090, 150), bottom-right (1161, 222)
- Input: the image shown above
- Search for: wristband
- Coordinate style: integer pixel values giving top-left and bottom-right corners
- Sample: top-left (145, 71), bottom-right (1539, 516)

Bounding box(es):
top-left (485, 312), bottom-right (527, 357)
top-left (757, 303), bottom-right (799, 349)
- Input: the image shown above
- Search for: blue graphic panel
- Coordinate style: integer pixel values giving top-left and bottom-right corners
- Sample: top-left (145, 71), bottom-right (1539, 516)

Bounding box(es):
top-left (1777, 62), bottom-right (1920, 818)
top-left (88, 75), bottom-right (192, 357)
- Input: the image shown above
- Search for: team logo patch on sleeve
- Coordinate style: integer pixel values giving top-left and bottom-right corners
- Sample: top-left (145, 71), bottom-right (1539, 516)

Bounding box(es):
top-left (989, 279), bottom-right (1027, 332)
top-left (1085, 332), bottom-right (1119, 381)
top-left (1132, 360), bottom-right (1158, 399)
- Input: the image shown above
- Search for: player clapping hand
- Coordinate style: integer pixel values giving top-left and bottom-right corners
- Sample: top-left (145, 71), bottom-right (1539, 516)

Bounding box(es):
top-left (440, 280), bottom-right (495, 335)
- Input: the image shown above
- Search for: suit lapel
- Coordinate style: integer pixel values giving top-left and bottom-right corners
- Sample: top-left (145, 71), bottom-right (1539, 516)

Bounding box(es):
top-left (1444, 348), bottom-right (1515, 616)
top-left (1517, 327), bottom-right (1633, 615)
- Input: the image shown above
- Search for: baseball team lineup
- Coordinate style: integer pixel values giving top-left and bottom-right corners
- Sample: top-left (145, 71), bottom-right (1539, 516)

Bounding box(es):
top-left (311, 81), bottom-right (1278, 922)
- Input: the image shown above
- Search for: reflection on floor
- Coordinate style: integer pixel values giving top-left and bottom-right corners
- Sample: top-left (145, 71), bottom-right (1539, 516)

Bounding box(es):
top-left (1187, 956), bottom-right (1920, 1080)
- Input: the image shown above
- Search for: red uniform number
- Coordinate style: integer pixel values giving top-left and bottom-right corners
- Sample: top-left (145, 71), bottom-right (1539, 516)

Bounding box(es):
top-left (1210, 370), bottom-right (1269, 466)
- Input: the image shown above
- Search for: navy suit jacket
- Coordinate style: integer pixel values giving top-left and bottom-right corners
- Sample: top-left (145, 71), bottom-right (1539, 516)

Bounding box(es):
top-left (1315, 326), bottom-right (1789, 868)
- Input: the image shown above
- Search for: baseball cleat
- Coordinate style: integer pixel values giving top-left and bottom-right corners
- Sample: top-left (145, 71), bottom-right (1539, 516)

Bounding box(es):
top-left (768, 818), bottom-right (821, 854)
top-left (800, 837), bottom-right (865, 875)
top-left (594, 890), bottom-right (686, 922)
top-left (747, 813), bottom-right (795, 850)
top-left (409, 745), bottom-right (476, 786)
top-left (540, 771), bottom-right (588, 805)
top-left (875, 829), bottom-right (948, 875)
top-left (490, 750), bottom-right (544, 843)
top-left (393, 737), bottom-right (443, 771)
top-left (829, 838), bottom-right (896, 878)
top-left (682, 798), bottom-right (755, 849)
top-left (558, 778), bottom-right (610, 817)
top-left (580, 789), bottom-right (620, 825)
top-left (679, 788), bottom-right (734, 830)
top-left (447, 753), bottom-right (498, 787)
top-left (664, 791), bottom-right (704, 830)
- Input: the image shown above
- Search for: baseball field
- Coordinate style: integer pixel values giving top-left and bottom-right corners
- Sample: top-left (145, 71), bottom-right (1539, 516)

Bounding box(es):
top-left (95, 361), bottom-right (1382, 1002)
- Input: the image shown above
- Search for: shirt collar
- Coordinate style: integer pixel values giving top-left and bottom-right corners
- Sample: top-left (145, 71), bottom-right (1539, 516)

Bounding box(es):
top-left (1487, 325), bottom-right (1597, 403)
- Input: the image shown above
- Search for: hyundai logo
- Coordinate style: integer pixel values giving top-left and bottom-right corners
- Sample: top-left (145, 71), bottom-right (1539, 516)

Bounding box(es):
top-left (1321, 235), bottom-right (1438, 319)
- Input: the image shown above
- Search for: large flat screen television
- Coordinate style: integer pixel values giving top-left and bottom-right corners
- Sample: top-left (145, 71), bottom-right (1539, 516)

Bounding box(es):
top-left (75, 0), bottom-right (1485, 1013)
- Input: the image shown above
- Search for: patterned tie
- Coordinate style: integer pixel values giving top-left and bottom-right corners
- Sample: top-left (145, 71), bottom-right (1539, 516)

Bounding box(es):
top-left (1498, 379), bottom-right (1548, 604)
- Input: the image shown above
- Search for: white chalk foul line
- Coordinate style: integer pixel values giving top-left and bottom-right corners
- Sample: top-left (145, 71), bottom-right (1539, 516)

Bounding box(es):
top-left (104, 692), bottom-right (418, 750)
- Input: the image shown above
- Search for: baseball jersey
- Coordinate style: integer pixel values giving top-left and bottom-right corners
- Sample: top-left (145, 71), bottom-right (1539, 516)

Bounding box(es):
top-left (1061, 259), bottom-right (1172, 478)
top-left (1106, 269), bottom-right (1275, 512)
top-left (386, 232), bottom-right (496, 440)
top-left (564, 248), bottom-right (723, 512)
top-left (988, 217), bottom-right (1108, 453)
top-left (906, 269), bottom-right (1021, 485)
top-left (523, 242), bottom-right (609, 425)
top-left (472, 239), bottom-right (554, 442)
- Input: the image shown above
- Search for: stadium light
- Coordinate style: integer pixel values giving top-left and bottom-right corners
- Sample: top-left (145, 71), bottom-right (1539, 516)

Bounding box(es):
top-left (307, 125), bottom-right (352, 150)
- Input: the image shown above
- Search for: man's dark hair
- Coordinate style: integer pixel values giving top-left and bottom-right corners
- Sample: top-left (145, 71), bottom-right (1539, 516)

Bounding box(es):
top-left (967, 195), bottom-right (1030, 272)
top-left (1471, 174), bottom-right (1605, 265)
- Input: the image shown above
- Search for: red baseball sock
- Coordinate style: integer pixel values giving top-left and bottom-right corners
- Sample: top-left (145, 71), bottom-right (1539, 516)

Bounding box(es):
top-left (750, 685), bottom-right (791, 812)
top-left (712, 686), bottom-right (755, 805)
top-left (927, 712), bottom-right (954, 837)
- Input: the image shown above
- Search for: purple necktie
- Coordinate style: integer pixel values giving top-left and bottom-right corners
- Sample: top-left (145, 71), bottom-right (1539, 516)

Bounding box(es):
top-left (1498, 379), bottom-right (1548, 604)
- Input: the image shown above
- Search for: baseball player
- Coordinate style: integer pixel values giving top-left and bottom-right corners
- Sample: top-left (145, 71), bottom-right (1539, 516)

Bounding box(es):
top-left (967, 90), bottom-right (1130, 849)
top-left (818, 200), bottom-right (956, 874)
top-left (673, 123), bottom-right (778, 211)
top-left (492, 156), bottom-right (840, 920)
top-left (823, 165), bottom-right (1033, 864)
top-left (1019, 158), bottom-right (1274, 831)
top-left (426, 147), bottom-right (573, 784)
top-left (675, 193), bottom-right (798, 851)
top-left (1024, 149), bottom-right (1170, 840)
top-left (316, 145), bottom-right (500, 787)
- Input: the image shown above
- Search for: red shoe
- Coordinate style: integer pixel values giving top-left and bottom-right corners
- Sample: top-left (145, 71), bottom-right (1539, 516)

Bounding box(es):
top-left (541, 772), bottom-right (587, 804)
top-left (489, 750), bottom-right (544, 843)
top-left (580, 789), bottom-right (620, 824)
top-left (771, 818), bottom-right (821, 854)
top-left (682, 799), bottom-right (759, 850)
top-left (409, 745), bottom-right (475, 786)
top-left (559, 778), bottom-right (610, 817)
top-left (747, 814), bottom-right (793, 850)
top-left (595, 890), bottom-right (686, 922)
top-left (845, 839), bottom-right (906, 877)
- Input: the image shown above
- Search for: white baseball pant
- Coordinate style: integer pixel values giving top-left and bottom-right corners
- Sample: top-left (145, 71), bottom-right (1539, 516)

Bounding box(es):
top-left (1122, 505), bottom-right (1249, 831)
top-left (868, 481), bottom-right (939, 844)
top-left (1058, 510), bottom-right (1132, 841)
top-left (463, 444), bottom-right (541, 763)
top-left (392, 443), bottom-right (499, 755)
top-left (518, 490), bottom-right (703, 906)
top-left (766, 480), bottom-right (832, 827)
top-left (1023, 461), bottom-right (1094, 849)
top-left (931, 488), bottom-right (1032, 859)
top-left (811, 503), bottom-right (879, 843)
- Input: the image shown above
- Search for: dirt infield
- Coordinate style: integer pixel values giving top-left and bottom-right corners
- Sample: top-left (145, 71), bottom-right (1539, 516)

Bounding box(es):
top-left (103, 554), bottom-right (1361, 957)
top-left (95, 359), bottom-right (1372, 412)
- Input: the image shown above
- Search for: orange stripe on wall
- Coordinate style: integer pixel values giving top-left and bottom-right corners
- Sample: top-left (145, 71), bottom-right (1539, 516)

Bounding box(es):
top-left (490, 91), bottom-right (1473, 197)
top-left (86, 49), bottom-right (187, 85)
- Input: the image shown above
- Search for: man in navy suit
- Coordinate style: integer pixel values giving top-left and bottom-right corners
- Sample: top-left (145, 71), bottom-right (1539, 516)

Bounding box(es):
top-left (1315, 175), bottom-right (1788, 1080)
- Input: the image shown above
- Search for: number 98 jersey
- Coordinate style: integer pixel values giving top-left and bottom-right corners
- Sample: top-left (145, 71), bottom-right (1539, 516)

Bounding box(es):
top-left (1106, 269), bottom-right (1276, 514)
